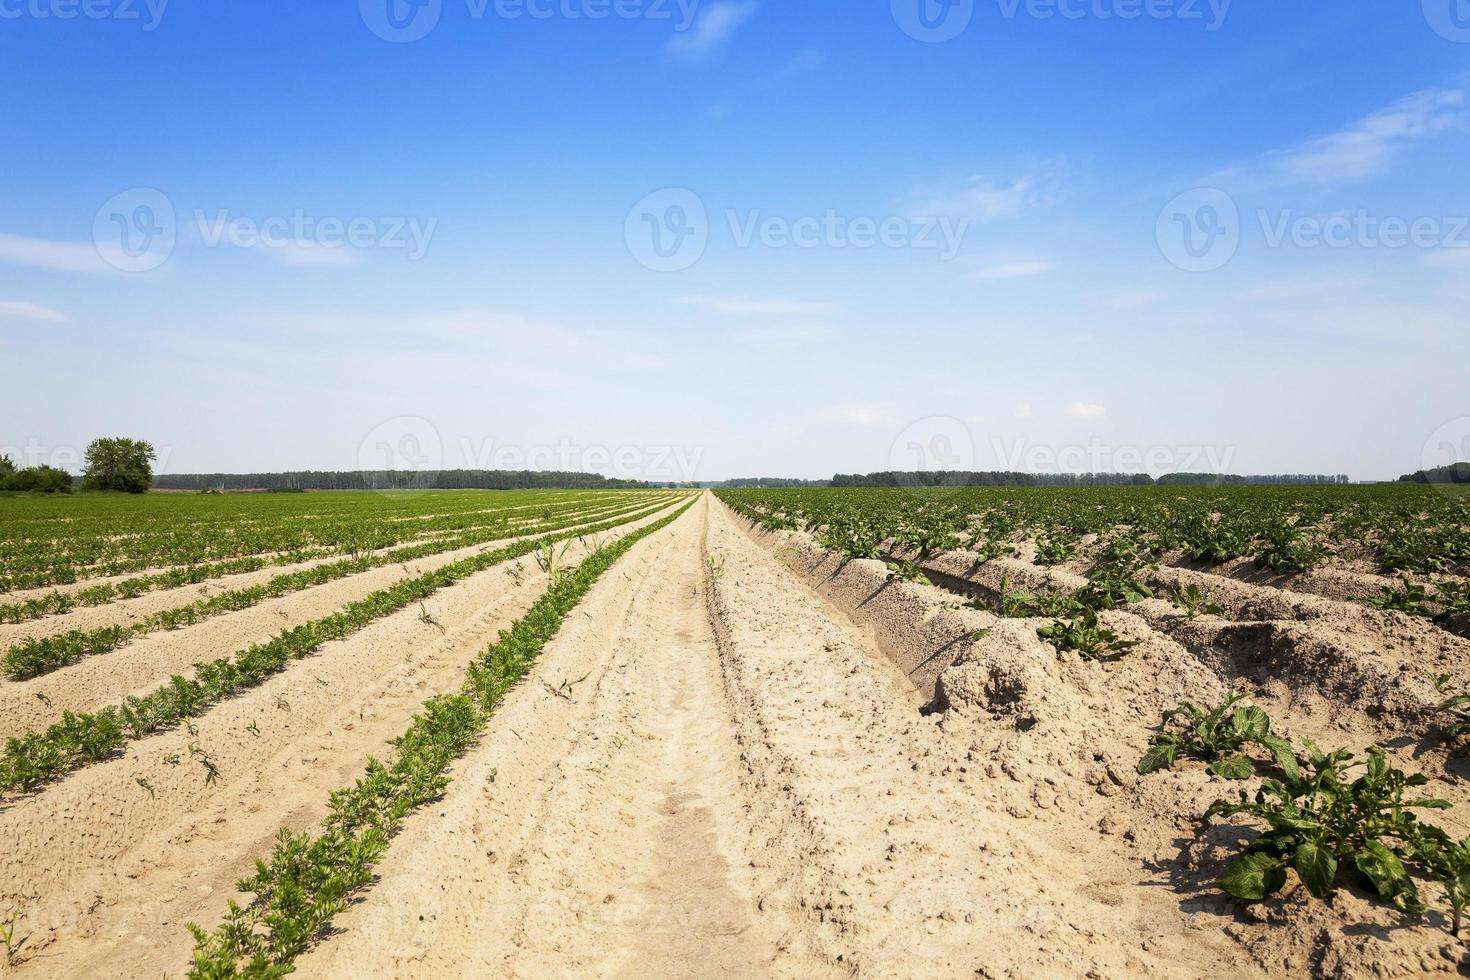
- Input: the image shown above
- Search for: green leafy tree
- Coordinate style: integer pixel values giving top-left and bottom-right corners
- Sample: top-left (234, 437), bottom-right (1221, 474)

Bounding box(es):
top-left (7, 465), bottom-right (73, 493)
top-left (0, 454), bottom-right (15, 484)
top-left (81, 438), bottom-right (156, 494)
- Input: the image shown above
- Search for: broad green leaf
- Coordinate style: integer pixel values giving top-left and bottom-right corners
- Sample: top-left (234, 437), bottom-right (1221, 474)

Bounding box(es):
top-left (1220, 853), bottom-right (1287, 901)
top-left (1232, 706), bottom-right (1270, 741)
top-left (1293, 840), bottom-right (1338, 899)
top-left (1355, 841), bottom-right (1425, 914)
top-left (1208, 755), bottom-right (1256, 780)
top-left (1257, 733), bottom-right (1300, 781)
top-left (1138, 742), bottom-right (1179, 775)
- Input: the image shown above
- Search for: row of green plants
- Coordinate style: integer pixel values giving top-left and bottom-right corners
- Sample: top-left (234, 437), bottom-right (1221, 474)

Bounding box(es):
top-left (0, 489), bottom-right (637, 591)
top-left (0, 493), bottom-right (629, 623)
top-left (717, 485), bottom-right (1470, 582)
top-left (184, 498), bottom-right (697, 977)
top-left (0, 497), bottom-right (690, 795)
top-left (0, 496), bottom-right (674, 681)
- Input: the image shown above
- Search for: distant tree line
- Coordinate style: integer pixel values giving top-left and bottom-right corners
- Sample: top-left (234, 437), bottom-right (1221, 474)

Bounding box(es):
top-left (711, 478), bottom-right (832, 488)
top-left (1399, 463), bottom-right (1470, 485)
top-left (153, 470), bottom-right (652, 492)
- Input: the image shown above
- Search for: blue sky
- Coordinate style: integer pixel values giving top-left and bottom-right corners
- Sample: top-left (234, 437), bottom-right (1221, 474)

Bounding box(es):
top-left (2, 1), bottom-right (1468, 481)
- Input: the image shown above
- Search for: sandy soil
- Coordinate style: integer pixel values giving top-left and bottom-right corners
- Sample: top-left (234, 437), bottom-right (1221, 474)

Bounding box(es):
top-left (0, 498), bottom-right (686, 976)
top-left (7, 491), bottom-right (1470, 977)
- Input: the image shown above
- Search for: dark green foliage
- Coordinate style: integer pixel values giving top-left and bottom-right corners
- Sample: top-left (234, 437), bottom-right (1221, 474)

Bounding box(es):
top-left (81, 437), bottom-right (157, 494)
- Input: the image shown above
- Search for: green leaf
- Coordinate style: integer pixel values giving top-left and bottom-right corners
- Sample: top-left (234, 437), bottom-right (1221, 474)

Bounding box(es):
top-left (1293, 840), bottom-right (1338, 899)
top-left (1232, 706), bottom-right (1270, 741)
top-left (1220, 853), bottom-right (1287, 901)
top-left (1257, 733), bottom-right (1300, 781)
top-left (1138, 742), bottom-right (1179, 775)
top-left (1355, 841), bottom-right (1425, 914)
top-left (1208, 755), bottom-right (1256, 780)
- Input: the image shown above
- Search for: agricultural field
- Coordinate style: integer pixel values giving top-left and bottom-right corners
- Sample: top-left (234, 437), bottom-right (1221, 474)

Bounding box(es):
top-left (2, 484), bottom-right (1470, 976)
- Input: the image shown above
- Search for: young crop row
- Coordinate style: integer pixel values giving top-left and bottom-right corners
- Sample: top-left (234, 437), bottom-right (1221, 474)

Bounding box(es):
top-left (718, 486), bottom-right (1470, 616)
top-left (0, 495), bottom-right (692, 796)
top-left (0, 495), bottom-right (676, 681)
top-left (720, 487), bottom-right (1470, 938)
top-left (0, 494), bottom-right (625, 622)
top-left (184, 497), bottom-right (698, 977)
top-left (0, 490), bottom-right (634, 592)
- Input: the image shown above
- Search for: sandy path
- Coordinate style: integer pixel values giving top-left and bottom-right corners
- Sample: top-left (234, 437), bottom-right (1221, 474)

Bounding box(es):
top-left (299, 495), bottom-right (810, 978)
top-left (0, 499), bottom-right (668, 739)
top-left (0, 498), bottom-right (687, 976)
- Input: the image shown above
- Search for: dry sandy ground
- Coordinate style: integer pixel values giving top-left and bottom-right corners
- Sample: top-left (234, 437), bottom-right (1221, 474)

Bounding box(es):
top-left (0, 499), bottom-right (684, 977)
top-left (7, 492), bottom-right (1470, 977)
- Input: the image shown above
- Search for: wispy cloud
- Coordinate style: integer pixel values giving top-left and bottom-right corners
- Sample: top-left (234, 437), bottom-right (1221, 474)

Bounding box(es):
top-left (665, 2), bottom-right (758, 65)
top-left (268, 243), bottom-right (362, 268)
top-left (971, 260), bottom-right (1052, 281)
top-left (1080, 288), bottom-right (1165, 309)
top-left (1067, 402), bottom-right (1107, 419)
top-left (731, 323), bottom-right (838, 344)
top-left (1212, 79), bottom-right (1469, 188)
top-left (678, 295), bottom-right (838, 316)
top-left (0, 232), bottom-right (109, 274)
top-left (811, 403), bottom-right (892, 427)
top-left (0, 300), bottom-right (68, 323)
top-left (900, 163), bottom-right (1062, 221)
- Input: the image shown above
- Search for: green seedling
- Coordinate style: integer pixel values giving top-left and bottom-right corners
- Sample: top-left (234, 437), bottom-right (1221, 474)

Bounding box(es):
top-left (1432, 675), bottom-right (1470, 743)
top-left (1138, 692), bottom-right (1299, 780)
top-left (1037, 609), bottom-right (1138, 660)
top-left (135, 776), bottom-right (156, 798)
top-left (1172, 583), bottom-right (1224, 620)
top-left (884, 561), bottom-right (929, 585)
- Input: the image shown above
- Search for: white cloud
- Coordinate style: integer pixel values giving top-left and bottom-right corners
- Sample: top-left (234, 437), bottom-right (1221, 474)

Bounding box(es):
top-left (1067, 402), bottom-right (1107, 419)
top-left (269, 243), bottom-right (362, 268)
top-left (731, 323), bottom-right (837, 344)
top-left (0, 300), bottom-right (68, 323)
top-left (0, 232), bottom-right (110, 274)
top-left (971, 260), bottom-right (1052, 281)
top-left (1208, 80), bottom-right (1469, 189)
top-left (1241, 278), bottom-right (1372, 303)
top-left (678, 295), bottom-right (838, 316)
top-left (901, 163), bottom-right (1061, 221)
top-left (1081, 288), bottom-right (1165, 309)
top-left (1426, 248), bottom-right (1470, 271)
top-left (1274, 84), bottom-right (1465, 184)
top-left (811, 403), bottom-right (892, 427)
top-left (665, 2), bottom-right (758, 65)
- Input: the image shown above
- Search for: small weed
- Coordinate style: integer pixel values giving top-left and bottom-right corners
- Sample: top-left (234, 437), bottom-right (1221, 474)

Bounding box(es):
top-left (1173, 583), bottom-right (1224, 620)
top-left (1037, 610), bottom-right (1138, 660)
